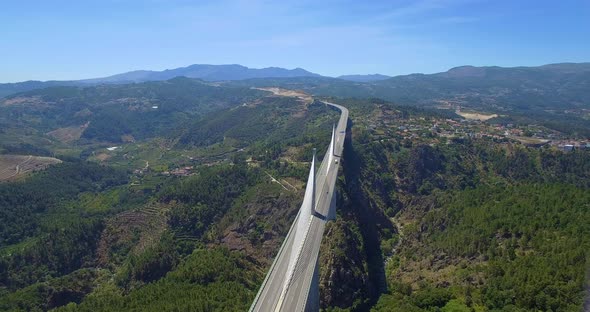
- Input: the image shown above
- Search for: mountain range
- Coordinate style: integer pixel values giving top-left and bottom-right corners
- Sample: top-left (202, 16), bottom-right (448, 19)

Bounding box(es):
top-left (80, 64), bottom-right (322, 83)
top-left (1, 62), bottom-right (589, 99)
top-left (0, 64), bottom-right (321, 97)
top-left (0, 64), bottom-right (413, 97)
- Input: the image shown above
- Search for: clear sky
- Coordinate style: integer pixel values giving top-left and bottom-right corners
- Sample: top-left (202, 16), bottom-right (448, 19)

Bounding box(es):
top-left (1, 0), bottom-right (589, 82)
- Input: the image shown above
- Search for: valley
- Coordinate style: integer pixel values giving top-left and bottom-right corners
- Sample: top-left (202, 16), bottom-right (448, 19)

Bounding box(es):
top-left (2, 0), bottom-right (589, 310)
top-left (0, 65), bottom-right (588, 312)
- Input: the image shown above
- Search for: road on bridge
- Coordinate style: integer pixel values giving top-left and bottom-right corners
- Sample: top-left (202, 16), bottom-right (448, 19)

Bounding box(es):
top-left (250, 101), bottom-right (348, 312)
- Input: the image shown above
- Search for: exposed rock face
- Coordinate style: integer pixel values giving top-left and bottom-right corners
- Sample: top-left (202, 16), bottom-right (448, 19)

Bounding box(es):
top-left (319, 220), bottom-right (369, 309)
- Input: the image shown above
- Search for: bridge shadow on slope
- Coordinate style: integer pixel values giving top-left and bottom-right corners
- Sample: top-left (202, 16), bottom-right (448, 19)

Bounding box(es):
top-left (340, 117), bottom-right (389, 310)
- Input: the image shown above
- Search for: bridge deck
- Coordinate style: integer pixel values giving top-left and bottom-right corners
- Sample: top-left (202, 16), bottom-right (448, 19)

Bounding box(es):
top-left (250, 102), bottom-right (348, 312)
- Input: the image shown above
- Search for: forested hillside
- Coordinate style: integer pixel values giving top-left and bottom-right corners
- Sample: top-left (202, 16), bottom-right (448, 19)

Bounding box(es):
top-left (316, 99), bottom-right (590, 311)
top-left (0, 78), bottom-right (264, 145)
top-left (0, 90), bottom-right (341, 311)
top-left (0, 77), bottom-right (588, 312)
top-left (230, 63), bottom-right (590, 137)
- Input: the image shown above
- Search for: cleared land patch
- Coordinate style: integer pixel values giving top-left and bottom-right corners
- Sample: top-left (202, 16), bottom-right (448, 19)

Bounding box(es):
top-left (456, 110), bottom-right (498, 121)
top-left (1, 96), bottom-right (44, 107)
top-left (254, 87), bottom-right (313, 104)
top-left (97, 202), bottom-right (171, 266)
top-left (46, 122), bottom-right (89, 143)
top-left (0, 155), bottom-right (61, 181)
top-left (510, 136), bottom-right (550, 146)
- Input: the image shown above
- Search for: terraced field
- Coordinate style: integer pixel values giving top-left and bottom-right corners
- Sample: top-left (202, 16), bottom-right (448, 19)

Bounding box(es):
top-left (0, 154), bottom-right (61, 181)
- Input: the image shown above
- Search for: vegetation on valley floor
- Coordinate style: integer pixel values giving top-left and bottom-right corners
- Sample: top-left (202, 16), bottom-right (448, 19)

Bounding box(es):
top-left (0, 77), bottom-right (589, 312)
top-left (330, 101), bottom-right (590, 311)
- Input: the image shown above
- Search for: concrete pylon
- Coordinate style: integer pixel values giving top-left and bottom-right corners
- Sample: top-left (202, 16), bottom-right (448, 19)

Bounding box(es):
top-left (332, 124), bottom-right (336, 156)
top-left (312, 148), bottom-right (316, 214)
top-left (283, 148), bottom-right (317, 300)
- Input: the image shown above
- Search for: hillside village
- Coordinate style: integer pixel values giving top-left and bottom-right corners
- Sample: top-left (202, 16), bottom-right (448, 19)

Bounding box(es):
top-left (361, 104), bottom-right (590, 151)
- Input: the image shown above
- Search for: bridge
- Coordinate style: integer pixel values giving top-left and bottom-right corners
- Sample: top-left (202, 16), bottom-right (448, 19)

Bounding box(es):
top-left (250, 102), bottom-right (348, 312)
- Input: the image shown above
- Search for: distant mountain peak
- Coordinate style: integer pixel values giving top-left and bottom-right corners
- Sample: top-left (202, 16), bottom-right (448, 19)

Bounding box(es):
top-left (81, 64), bottom-right (322, 84)
top-left (442, 65), bottom-right (487, 78)
top-left (337, 74), bottom-right (391, 82)
top-left (440, 62), bottom-right (590, 78)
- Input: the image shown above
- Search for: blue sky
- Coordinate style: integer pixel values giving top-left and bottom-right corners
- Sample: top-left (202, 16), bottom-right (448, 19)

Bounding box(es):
top-left (1, 0), bottom-right (589, 82)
